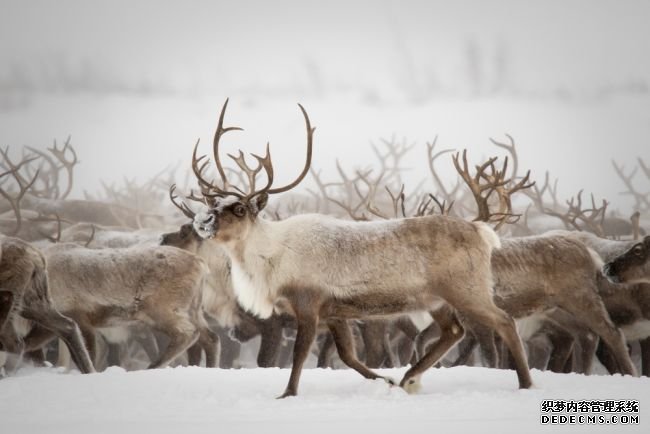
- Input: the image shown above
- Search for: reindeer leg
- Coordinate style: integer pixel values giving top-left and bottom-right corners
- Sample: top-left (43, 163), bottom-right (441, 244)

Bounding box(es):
top-left (400, 305), bottom-right (465, 394)
top-left (278, 311), bottom-right (317, 399)
top-left (640, 337), bottom-right (650, 377)
top-left (558, 298), bottom-right (637, 376)
top-left (451, 332), bottom-right (478, 367)
top-left (187, 342), bottom-right (202, 366)
top-left (22, 309), bottom-right (95, 374)
top-left (136, 330), bottom-right (160, 365)
top-left (0, 291), bottom-right (13, 333)
top-left (458, 302), bottom-right (532, 389)
top-left (216, 327), bottom-right (239, 369)
top-left (596, 340), bottom-right (620, 374)
top-left (327, 319), bottom-right (392, 383)
top-left (359, 320), bottom-right (387, 369)
top-left (257, 316), bottom-right (282, 367)
top-left (199, 327), bottom-right (219, 368)
top-left (393, 316), bottom-right (419, 366)
top-left (20, 325), bottom-right (62, 368)
top-left (472, 323), bottom-right (498, 368)
top-left (0, 321), bottom-right (25, 367)
top-left (149, 319), bottom-right (199, 369)
top-left (317, 331), bottom-right (335, 368)
top-left (575, 332), bottom-right (598, 374)
top-left (547, 326), bottom-right (575, 373)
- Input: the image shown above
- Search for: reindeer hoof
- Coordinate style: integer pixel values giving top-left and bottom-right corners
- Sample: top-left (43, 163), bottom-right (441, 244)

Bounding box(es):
top-left (277, 389), bottom-right (297, 399)
top-left (401, 375), bottom-right (422, 394)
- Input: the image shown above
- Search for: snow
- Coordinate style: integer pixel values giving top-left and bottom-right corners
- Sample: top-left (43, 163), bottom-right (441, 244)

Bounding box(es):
top-left (1, 365), bottom-right (648, 434)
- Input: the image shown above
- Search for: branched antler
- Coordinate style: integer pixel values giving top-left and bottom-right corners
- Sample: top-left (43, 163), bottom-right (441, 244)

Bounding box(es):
top-left (47, 136), bottom-right (78, 199)
top-left (452, 149), bottom-right (534, 230)
top-left (0, 162), bottom-right (40, 235)
top-left (191, 99), bottom-right (314, 204)
top-left (612, 159), bottom-right (650, 211)
top-left (543, 190), bottom-right (609, 236)
top-left (169, 184), bottom-right (197, 220)
top-left (426, 136), bottom-right (461, 200)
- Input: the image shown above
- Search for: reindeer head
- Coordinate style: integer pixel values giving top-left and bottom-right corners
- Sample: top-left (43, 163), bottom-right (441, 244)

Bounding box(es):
top-left (160, 222), bottom-right (204, 252)
top-left (170, 99), bottom-right (314, 244)
top-left (604, 235), bottom-right (650, 284)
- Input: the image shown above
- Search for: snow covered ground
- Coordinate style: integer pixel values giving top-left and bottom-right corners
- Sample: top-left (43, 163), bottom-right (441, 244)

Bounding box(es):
top-left (1, 365), bottom-right (648, 434)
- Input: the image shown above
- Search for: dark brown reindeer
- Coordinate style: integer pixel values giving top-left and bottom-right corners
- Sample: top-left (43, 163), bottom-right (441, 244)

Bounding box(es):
top-left (537, 227), bottom-right (650, 375)
top-left (601, 235), bottom-right (650, 376)
top-left (604, 236), bottom-right (650, 286)
top-left (183, 99), bottom-right (532, 398)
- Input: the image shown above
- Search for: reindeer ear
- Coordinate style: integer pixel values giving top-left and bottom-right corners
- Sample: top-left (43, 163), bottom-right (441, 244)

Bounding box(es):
top-left (252, 193), bottom-right (269, 214)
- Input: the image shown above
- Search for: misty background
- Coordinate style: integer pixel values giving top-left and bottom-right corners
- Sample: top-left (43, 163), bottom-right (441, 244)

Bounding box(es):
top-left (1, 0), bottom-right (649, 214)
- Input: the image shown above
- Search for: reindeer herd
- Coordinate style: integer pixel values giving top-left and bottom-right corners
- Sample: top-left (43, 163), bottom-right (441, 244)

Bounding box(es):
top-left (1, 99), bottom-right (649, 398)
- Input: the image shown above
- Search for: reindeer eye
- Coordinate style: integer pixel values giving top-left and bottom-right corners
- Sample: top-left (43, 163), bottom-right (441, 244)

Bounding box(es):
top-left (233, 204), bottom-right (246, 217)
top-left (633, 245), bottom-right (644, 256)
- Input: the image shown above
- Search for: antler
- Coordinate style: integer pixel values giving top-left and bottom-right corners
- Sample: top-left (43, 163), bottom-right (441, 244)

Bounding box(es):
top-left (169, 184), bottom-right (197, 220)
top-left (489, 134), bottom-right (519, 182)
top-left (370, 135), bottom-right (415, 185)
top-left (47, 136), bottom-right (78, 199)
top-left (612, 159), bottom-right (650, 211)
top-left (426, 136), bottom-right (460, 200)
top-left (0, 162), bottom-right (40, 235)
top-left (266, 104), bottom-right (314, 195)
top-left (527, 171), bottom-right (560, 211)
top-left (543, 190), bottom-right (609, 236)
top-left (191, 99), bottom-right (314, 204)
top-left (452, 149), bottom-right (534, 230)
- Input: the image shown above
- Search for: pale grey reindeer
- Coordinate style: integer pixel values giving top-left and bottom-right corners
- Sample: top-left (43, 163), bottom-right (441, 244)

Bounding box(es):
top-left (182, 99), bottom-right (532, 397)
top-left (0, 235), bottom-right (95, 374)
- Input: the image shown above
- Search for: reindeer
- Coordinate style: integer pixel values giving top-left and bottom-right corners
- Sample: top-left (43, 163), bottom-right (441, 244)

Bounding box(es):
top-left (179, 99), bottom-right (532, 397)
top-left (0, 235), bottom-right (95, 374)
top-left (413, 147), bottom-right (636, 376)
top-left (543, 230), bottom-right (650, 375)
top-left (3, 242), bottom-right (217, 370)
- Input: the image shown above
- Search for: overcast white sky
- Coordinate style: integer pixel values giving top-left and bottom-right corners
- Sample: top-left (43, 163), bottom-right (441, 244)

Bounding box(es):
top-left (1, 0), bottom-right (649, 213)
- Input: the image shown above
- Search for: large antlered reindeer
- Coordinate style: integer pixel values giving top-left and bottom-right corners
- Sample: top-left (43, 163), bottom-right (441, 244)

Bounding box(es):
top-left (182, 99), bottom-right (532, 397)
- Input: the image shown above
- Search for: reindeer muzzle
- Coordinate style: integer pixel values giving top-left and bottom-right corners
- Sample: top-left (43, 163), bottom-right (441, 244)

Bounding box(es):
top-left (193, 212), bottom-right (218, 239)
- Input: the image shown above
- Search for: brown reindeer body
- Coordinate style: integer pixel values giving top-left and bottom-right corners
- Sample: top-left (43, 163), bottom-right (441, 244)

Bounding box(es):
top-left (0, 236), bottom-right (95, 374)
top-left (32, 243), bottom-right (216, 369)
top-left (469, 234), bottom-right (635, 375)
